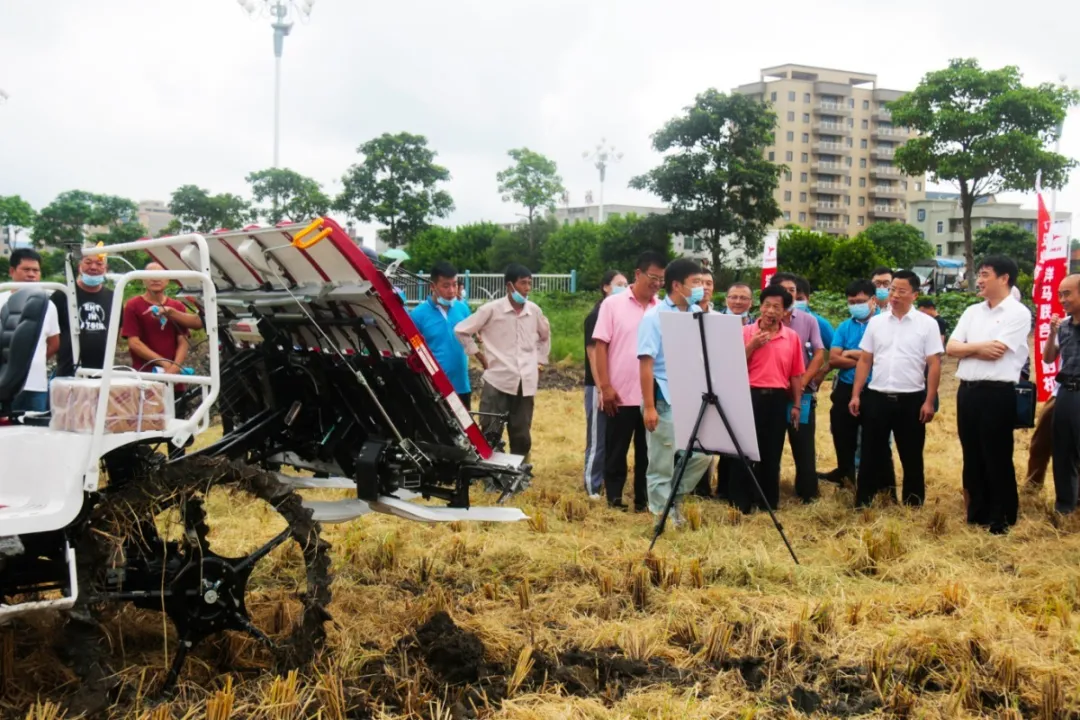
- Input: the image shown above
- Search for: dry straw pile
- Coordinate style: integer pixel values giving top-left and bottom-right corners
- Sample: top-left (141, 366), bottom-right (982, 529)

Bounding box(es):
top-left (2, 363), bottom-right (1080, 718)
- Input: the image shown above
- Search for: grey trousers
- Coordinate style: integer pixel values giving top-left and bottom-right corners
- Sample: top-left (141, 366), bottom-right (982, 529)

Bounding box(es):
top-left (1053, 388), bottom-right (1080, 513)
top-left (479, 383), bottom-right (535, 458)
top-left (583, 386), bottom-right (606, 495)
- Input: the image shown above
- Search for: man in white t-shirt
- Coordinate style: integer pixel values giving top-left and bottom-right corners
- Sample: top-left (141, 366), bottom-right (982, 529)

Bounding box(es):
top-left (1, 248), bottom-right (61, 412)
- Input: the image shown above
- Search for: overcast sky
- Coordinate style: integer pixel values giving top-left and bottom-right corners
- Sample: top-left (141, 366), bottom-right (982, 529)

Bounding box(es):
top-left (2, 0), bottom-right (1079, 245)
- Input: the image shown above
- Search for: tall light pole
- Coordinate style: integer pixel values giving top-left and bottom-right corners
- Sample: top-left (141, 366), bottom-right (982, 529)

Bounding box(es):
top-left (238, 0), bottom-right (315, 168)
top-left (583, 139), bottom-right (622, 223)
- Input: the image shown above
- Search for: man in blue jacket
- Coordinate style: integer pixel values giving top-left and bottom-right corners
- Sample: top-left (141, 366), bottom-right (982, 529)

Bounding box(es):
top-left (410, 262), bottom-right (478, 409)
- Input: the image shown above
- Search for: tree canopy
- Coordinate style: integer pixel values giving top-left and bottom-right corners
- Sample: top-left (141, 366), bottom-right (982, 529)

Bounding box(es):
top-left (973, 223), bottom-right (1038, 276)
top-left (496, 148), bottom-right (565, 251)
top-left (334, 132), bottom-right (454, 248)
top-left (167, 185), bottom-right (251, 234)
top-left (32, 190), bottom-right (143, 247)
top-left (890, 58), bottom-right (1078, 285)
top-left (857, 222), bottom-right (934, 269)
top-left (0, 195), bottom-right (35, 232)
top-left (246, 168), bottom-right (330, 224)
top-left (776, 227), bottom-right (837, 290)
top-left (630, 89), bottom-right (783, 272)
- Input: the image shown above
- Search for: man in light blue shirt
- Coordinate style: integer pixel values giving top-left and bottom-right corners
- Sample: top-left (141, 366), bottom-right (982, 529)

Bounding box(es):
top-left (410, 262), bottom-right (475, 409)
top-left (637, 258), bottom-right (713, 526)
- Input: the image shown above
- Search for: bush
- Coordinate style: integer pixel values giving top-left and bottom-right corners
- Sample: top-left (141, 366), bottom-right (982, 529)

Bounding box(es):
top-left (776, 228), bottom-right (837, 289)
top-left (542, 223), bottom-right (604, 288)
top-left (819, 236), bottom-right (893, 292)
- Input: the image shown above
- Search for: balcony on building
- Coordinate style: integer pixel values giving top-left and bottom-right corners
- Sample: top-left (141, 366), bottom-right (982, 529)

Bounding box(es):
top-left (813, 141), bottom-right (851, 155)
top-left (811, 161), bottom-right (851, 176)
top-left (873, 107), bottom-right (893, 121)
top-left (814, 201), bottom-right (843, 214)
top-left (872, 146), bottom-right (897, 159)
top-left (869, 165), bottom-right (901, 178)
top-left (813, 101), bottom-right (852, 116)
top-left (868, 185), bottom-right (905, 198)
top-left (812, 121), bottom-right (851, 136)
top-left (813, 220), bottom-right (847, 234)
top-left (813, 180), bottom-right (844, 192)
top-left (869, 204), bottom-right (906, 219)
top-left (872, 126), bottom-right (907, 141)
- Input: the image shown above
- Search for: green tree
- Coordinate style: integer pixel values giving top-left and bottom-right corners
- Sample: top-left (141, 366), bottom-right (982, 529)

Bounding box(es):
top-left (542, 222), bottom-right (604, 288)
top-left (168, 185), bottom-right (251, 233)
top-left (598, 213), bottom-right (674, 277)
top-left (890, 58), bottom-right (1078, 286)
top-left (630, 89), bottom-right (783, 271)
top-left (487, 232), bottom-right (535, 273)
top-left (776, 227), bottom-right (837, 289)
top-left (334, 132), bottom-right (454, 248)
top-left (32, 190), bottom-right (143, 247)
top-left (820, 235), bottom-right (893, 292)
top-left (0, 195), bottom-right (35, 234)
top-left (973, 223), bottom-right (1038, 275)
top-left (246, 168), bottom-right (331, 224)
top-left (857, 222), bottom-right (932, 268)
top-left (496, 148), bottom-right (565, 252)
top-left (404, 222), bottom-right (508, 275)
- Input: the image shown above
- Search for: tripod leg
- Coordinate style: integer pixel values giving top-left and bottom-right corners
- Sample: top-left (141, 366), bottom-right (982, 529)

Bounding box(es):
top-left (647, 396), bottom-right (709, 554)
top-left (710, 398), bottom-right (800, 565)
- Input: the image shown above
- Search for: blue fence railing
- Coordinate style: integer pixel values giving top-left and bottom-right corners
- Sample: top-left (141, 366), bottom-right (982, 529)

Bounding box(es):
top-left (400, 271), bottom-right (577, 306)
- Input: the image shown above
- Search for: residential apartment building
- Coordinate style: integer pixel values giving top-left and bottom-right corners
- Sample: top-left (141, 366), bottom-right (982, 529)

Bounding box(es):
top-left (909, 192), bottom-right (1072, 260)
top-left (137, 200), bottom-right (175, 237)
top-left (733, 64), bottom-right (925, 236)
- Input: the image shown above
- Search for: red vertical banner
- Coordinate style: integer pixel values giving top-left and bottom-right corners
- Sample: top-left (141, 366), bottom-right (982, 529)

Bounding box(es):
top-left (762, 232), bottom-right (778, 289)
top-left (1033, 192), bottom-right (1067, 401)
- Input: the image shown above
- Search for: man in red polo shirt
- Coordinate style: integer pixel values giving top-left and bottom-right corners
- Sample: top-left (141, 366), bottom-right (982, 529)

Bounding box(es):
top-left (121, 262), bottom-right (203, 373)
top-left (730, 284), bottom-right (805, 514)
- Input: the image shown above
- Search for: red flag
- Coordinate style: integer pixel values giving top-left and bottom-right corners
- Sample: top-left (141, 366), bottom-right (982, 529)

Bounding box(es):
top-left (1033, 189), bottom-right (1066, 401)
top-left (762, 233), bottom-right (778, 289)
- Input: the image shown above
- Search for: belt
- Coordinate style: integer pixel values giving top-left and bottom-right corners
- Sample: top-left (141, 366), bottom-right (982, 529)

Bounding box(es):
top-left (868, 388), bottom-right (923, 400)
top-left (959, 380), bottom-right (1015, 389)
top-left (1060, 381), bottom-right (1080, 392)
top-left (751, 387), bottom-right (786, 395)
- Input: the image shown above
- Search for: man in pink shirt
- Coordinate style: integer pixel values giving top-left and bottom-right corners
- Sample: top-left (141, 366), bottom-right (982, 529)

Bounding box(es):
top-left (591, 251), bottom-right (666, 511)
top-left (731, 284), bottom-right (805, 514)
top-left (455, 263), bottom-right (551, 458)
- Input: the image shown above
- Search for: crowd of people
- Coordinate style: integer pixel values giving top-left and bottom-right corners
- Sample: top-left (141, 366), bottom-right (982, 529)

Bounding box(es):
top-left (8, 243), bottom-right (1080, 535)
top-left (2, 248), bottom-right (203, 412)
top-left (402, 251), bottom-right (1080, 535)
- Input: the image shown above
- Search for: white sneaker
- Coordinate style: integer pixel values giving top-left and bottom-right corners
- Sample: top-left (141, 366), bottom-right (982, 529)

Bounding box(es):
top-left (588, 493), bottom-right (603, 501)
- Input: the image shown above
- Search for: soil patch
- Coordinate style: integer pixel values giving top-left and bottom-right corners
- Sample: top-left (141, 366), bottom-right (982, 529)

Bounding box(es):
top-left (413, 611), bottom-right (486, 685)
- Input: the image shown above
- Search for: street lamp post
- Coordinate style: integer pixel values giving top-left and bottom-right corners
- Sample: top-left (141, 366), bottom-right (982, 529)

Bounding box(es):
top-left (238, 0), bottom-right (315, 168)
top-left (583, 139), bottom-right (622, 224)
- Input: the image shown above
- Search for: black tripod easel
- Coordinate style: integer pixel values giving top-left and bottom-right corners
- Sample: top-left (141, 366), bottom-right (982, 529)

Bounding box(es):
top-left (647, 311), bottom-right (799, 565)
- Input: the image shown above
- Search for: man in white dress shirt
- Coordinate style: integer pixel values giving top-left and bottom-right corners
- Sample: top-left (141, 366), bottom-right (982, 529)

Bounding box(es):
top-left (947, 255), bottom-right (1032, 534)
top-left (848, 269), bottom-right (943, 507)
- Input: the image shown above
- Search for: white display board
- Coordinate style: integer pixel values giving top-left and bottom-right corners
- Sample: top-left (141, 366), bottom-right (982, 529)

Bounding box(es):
top-left (660, 312), bottom-right (759, 461)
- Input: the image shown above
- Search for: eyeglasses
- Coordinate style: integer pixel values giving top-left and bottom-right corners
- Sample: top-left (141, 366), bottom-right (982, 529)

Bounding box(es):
top-left (645, 273), bottom-right (664, 284)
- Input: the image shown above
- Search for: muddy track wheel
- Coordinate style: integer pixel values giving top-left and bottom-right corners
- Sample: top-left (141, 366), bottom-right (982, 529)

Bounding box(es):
top-left (70, 455), bottom-right (333, 695)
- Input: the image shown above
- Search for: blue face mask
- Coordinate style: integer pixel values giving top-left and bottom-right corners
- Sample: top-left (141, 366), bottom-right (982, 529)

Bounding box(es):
top-left (81, 273), bottom-right (105, 287)
top-left (610, 284), bottom-right (627, 295)
top-left (687, 286), bottom-right (705, 304)
top-left (436, 296), bottom-right (453, 307)
top-left (848, 302), bottom-right (871, 320)
top-left (511, 290), bottom-right (528, 305)
top-left (793, 300), bottom-right (809, 311)
top-left (875, 287), bottom-right (890, 303)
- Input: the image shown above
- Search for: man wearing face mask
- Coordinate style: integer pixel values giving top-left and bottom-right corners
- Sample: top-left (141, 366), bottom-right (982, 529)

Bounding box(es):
top-left (871, 266), bottom-right (894, 309)
top-left (51, 252), bottom-right (115, 377)
top-left (637, 259), bottom-right (714, 526)
top-left (455, 263), bottom-right (550, 459)
top-left (410, 262), bottom-right (477, 410)
top-left (823, 279), bottom-right (878, 486)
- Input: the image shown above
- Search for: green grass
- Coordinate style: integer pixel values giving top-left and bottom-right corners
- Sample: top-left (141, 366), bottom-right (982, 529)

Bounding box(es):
top-left (533, 292), bottom-right (598, 365)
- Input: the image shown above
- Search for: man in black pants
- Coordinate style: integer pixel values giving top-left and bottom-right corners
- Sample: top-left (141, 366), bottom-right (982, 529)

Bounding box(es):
top-left (947, 255), bottom-right (1031, 533)
top-left (591, 251), bottom-right (667, 511)
top-left (732, 284), bottom-right (805, 513)
top-left (849, 270), bottom-right (943, 507)
top-left (825, 279), bottom-right (876, 485)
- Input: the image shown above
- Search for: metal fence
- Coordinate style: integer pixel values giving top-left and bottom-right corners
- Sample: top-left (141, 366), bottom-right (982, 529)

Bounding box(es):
top-left (398, 271), bottom-right (577, 306)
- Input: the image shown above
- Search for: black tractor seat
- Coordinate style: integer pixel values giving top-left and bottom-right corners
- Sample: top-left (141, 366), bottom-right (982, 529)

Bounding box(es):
top-left (0, 288), bottom-right (50, 420)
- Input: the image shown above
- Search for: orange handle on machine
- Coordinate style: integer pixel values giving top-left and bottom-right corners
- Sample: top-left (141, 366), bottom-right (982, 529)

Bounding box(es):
top-left (292, 219), bottom-right (332, 250)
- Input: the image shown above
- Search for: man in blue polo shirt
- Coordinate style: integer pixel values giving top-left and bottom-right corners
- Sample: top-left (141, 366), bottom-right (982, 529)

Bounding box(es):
top-left (824, 279), bottom-right (881, 485)
top-left (637, 258), bottom-right (714, 527)
top-left (410, 262), bottom-right (477, 409)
